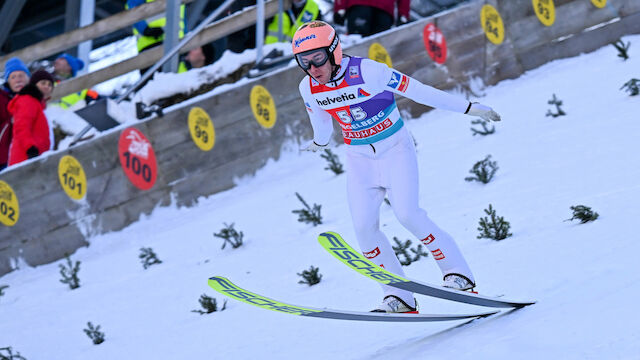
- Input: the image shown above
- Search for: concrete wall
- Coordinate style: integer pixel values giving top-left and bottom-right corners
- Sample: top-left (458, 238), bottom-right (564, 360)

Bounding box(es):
top-left (1, 0), bottom-right (639, 275)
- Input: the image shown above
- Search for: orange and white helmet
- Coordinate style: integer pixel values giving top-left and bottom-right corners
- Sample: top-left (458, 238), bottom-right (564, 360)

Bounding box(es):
top-left (292, 21), bottom-right (342, 71)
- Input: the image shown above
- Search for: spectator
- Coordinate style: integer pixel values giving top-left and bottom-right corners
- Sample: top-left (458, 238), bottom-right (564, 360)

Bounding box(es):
top-left (126, 0), bottom-right (186, 75)
top-left (226, 0), bottom-right (258, 53)
top-left (265, 0), bottom-right (323, 44)
top-left (0, 57), bottom-right (31, 171)
top-left (7, 70), bottom-right (54, 166)
top-left (53, 53), bottom-right (99, 110)
top-left (334, 0), bottom-right (410, 37)
top-left (188, 0), bottom-right (227, 64)
top-left (183, 43), bottom-right (216, 70)
top-left (53, 53), bottom-right (84, 80)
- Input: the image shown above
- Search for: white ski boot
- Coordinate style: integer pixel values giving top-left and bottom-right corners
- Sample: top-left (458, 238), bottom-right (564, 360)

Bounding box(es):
top-left (370, 295), bottom-right (418, 314)
top-left (443, 273), bottom-right (476, 292)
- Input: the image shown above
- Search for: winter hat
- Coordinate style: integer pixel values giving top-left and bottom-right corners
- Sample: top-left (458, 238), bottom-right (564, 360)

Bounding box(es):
top-left (57, 53), bottom-right (85, 77)
top-left (201, 43), bottom-right (216, 66)
top-left (29, 69), bottom-right (55, 85)
top-left (3, 57), bottom-right (31, 82)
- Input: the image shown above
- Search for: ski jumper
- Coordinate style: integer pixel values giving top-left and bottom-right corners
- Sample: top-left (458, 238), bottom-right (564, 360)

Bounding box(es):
top-left (299, 56), bottom-right (475, 305)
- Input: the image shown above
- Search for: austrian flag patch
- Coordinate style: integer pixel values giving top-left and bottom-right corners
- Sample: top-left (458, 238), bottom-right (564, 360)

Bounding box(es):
top-left (397, 74), bottom-right (409, 92)
top-left (387, 71), bottom-right (410, 93)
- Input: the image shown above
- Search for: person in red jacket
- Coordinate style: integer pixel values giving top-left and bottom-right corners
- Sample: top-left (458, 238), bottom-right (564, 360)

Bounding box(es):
top-left (1, 57), bottom-right (31, 170)
top-left (7, 70), bottom-right (54, 166)
top-left (333, 0), bottom-right (410, 37)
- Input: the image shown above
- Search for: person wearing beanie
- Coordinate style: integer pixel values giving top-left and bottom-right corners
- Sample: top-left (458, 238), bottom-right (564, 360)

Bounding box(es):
top-left (3, 57), bottom-right (31, 91)
top-left (53, 53), bottom-right (100, 110)
top-left (29, 70), bottom-right (55, 101)
top-left (1, 57), bottom-right (31, 170)
top-left (54, 53), bottom-right (85, 80)
top-left (184, 43), bottom-right (216, 70)
top-left (7, 69), bottom-right (54, 166)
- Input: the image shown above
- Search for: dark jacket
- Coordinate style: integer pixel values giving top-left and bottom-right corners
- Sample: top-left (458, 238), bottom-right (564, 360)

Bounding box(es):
top-left (7, 84), bottom-right (52, 166)
top-left (0, 86), bottom-right (15, 168)
top-left (334, 0), bottom-right (410, 19)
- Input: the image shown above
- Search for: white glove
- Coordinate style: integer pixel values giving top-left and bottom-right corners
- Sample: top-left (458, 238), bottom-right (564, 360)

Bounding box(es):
top-left (300, 140), bottom-right (328, 152)
top-left (467, 102), bottom-right (501, 122)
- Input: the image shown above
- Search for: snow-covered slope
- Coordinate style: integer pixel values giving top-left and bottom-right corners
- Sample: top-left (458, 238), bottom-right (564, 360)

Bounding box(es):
top-left (1, 35), bottom-right (639, 360)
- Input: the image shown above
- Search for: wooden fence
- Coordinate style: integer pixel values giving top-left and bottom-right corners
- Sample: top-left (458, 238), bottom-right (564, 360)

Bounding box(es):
top-left (0, 0), bottom-right (290, 102)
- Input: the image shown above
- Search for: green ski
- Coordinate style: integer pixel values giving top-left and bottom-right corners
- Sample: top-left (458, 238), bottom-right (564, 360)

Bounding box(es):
top-left (318, 231), bottom-right (535, 308)
top-left (208, 276), bottom-right (497, 322)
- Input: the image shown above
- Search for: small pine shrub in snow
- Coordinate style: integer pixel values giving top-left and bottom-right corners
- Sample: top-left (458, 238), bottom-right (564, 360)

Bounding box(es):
top-left (139, 247), bottom-right (162, 269)
top-left (320, 149), bottom-right (344, 175)
top-left (298, 266), bottom-right (322, 286)
top-left (83, 322), bottom-right (105, 345)
top-left (477, 204), bottom-right (513, 241)
top-left (0, 346), bottom-right (27, 360)
top-left (470, 119), bottom-right (495, 136)
top-left (192, 294), bottom-right (227, 314)
top-left (214, 223), bottom-right (244, 249)
top-left (465, 155), bottom-right (499, 184)
top-left (620, 79), bottom-right (639, 96)
top-left (392, 237), bottom-right (429, 266)
top-left (292, 192), bottom-right (322, 226)
top-left (546, 94), bottom-right (566, 118)
top-left (566, 205), bottom-right (599, 224)
top-left (612, 39), bottom-right (630, 61)
top-left (59, 255), bottom-right (81, 290)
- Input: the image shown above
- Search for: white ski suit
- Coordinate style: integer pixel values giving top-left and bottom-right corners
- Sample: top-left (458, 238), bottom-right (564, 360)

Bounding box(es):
top-left (299, 56), bottom-right (475, 306)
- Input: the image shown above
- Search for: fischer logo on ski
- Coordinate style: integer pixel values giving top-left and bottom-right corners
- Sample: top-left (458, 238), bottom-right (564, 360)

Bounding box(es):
top-left (208, 276), bottom-right (498, 322)
top-left (322, 232), bottom-right (406, 285)
top-left (318, 231), bottom-right (535, 309)
top-left (209, 277), bottom-right (318, 315)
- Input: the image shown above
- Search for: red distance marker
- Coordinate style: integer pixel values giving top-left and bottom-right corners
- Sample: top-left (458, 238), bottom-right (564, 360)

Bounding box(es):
top-left (118, 128), bottom-right (158, 190)
top-left (423, 23), bottom-right (447, 65)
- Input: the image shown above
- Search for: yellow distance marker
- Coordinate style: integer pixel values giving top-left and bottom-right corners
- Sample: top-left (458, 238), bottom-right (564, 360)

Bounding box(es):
top-left (0, 180), bottom-right (19, 226)
top-left (368, 42), bottom-right (393, 68)
top-left (532, 0), bottom-right (556, 27)
top-left (591, 0), bottom-right (606, 8)
top-left (188, 107), bottom-right (215, 151)
top-left (58, 155), bottom-right (87, 200)
top-left (250, 85), bottom-right (277, 129)
top-left (481, 4), bottom-right (505, 45)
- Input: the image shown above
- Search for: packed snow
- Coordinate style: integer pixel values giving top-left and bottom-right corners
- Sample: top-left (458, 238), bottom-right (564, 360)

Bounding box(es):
top-left (1, 35), bottom-right (639, 359)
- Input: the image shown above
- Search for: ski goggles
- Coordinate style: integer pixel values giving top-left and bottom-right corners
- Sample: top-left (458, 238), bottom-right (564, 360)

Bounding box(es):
top-left (295, 49), bottom-right (330, 70)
